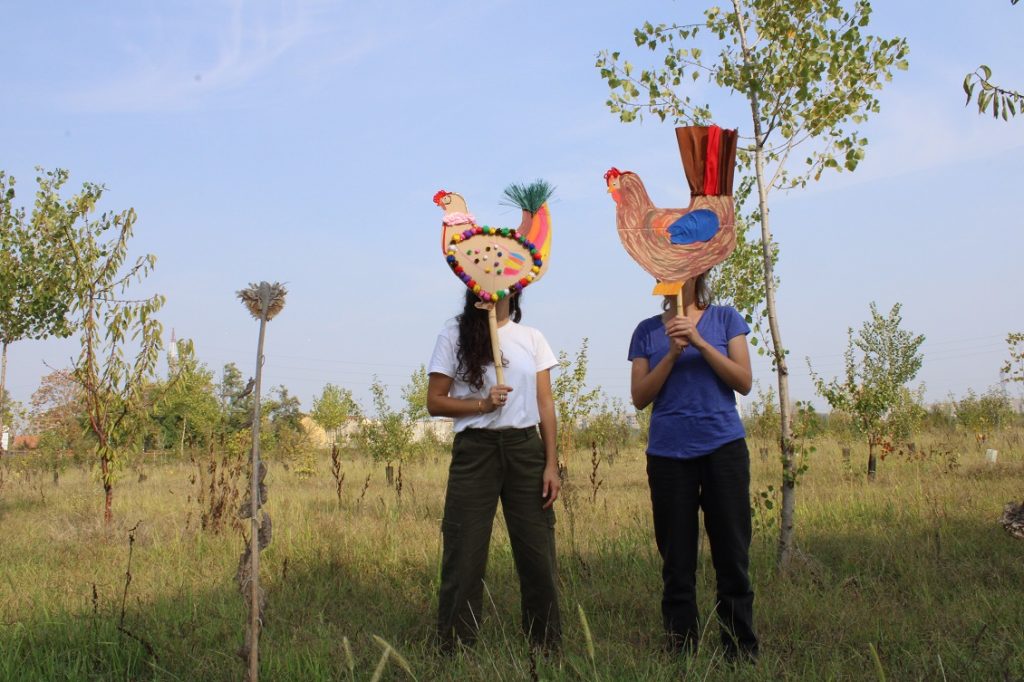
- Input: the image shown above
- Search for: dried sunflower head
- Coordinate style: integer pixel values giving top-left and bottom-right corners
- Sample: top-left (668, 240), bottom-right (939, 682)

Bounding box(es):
top-left (237, 282), bottom-right (287, 321)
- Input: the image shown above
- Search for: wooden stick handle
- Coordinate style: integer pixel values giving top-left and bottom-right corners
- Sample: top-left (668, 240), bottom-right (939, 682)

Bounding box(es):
top-left (488, 305), bottom-right (505, 384)
top-left (676, 283), bottom-right (688, 319)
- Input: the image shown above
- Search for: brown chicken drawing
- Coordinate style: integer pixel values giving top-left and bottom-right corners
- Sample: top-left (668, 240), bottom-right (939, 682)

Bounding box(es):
top-left (605, 125), bottom-right (738, 293)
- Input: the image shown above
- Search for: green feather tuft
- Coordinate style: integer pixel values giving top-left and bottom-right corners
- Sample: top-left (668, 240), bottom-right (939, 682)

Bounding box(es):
top-left (501, 180), bottom-right (554, 215)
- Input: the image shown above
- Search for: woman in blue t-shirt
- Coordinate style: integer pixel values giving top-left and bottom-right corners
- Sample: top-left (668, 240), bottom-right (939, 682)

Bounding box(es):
top-left (628, 273), bottom-right (758, 661)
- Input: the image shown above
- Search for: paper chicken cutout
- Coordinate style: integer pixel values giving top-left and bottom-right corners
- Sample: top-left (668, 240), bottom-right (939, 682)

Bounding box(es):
top-left (435, 182), bottom-right (553, 303)
top-left (605, 125), bottom-right (738, 293)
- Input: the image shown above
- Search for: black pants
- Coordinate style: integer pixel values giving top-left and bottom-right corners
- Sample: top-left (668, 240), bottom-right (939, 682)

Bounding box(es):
top-left (437, 427), bottom-right (561, 650)
top-left (646, 438), bottom-right (758, 656)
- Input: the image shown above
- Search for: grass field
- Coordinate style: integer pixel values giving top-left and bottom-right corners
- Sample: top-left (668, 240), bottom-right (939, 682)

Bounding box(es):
top-left (2, 430), bottom-right (1023, 681)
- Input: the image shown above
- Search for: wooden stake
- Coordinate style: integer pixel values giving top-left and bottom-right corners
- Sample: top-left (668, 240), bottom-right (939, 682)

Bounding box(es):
top-left (488, 305), bottom-right (505, 384)
top-left (677, 278), bottom-right (690, 318)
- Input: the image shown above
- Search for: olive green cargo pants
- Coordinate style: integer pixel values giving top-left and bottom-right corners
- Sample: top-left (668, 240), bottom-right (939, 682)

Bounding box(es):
top-left (437, 426), bottom-right (561, 650)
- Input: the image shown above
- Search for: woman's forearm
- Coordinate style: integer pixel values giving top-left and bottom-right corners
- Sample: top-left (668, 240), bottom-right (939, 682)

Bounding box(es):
top-left (426, 393), bottom-right (496, 418)
top-left (536, 374), bottom-right (559, 467)
top-left (631, 352), bottom-right (679, 410)
top-left (426, 373), bottom-right (503, 418)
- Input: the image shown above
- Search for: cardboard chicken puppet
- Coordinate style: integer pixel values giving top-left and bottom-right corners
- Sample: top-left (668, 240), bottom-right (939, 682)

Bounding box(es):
top-left (434, 182), bottom-right (553, 381)
top-left (605, 125), bottom-right (738, 312)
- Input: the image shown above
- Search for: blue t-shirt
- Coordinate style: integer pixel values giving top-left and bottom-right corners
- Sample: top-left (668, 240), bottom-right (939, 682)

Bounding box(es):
top-left (627, 305), bottom-right (750, 459)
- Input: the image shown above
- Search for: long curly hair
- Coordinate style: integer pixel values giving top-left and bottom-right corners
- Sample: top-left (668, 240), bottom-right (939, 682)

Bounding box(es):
top-left (456, 290), bottom-right (522, 391)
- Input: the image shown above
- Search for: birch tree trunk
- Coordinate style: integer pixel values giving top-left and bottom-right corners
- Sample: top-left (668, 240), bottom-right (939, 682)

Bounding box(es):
top-left (0, 341), bottom-right (8, 457)
top-left (732, 0), bottom-right (797, 568)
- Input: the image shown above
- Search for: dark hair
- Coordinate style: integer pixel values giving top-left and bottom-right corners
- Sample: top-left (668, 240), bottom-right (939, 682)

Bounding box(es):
top-left (693, 272), bottom-right (712, 310)
top-left (661, 272), bottom-right (713, 311)
top-left (456, 290), bottom-right (522, 391)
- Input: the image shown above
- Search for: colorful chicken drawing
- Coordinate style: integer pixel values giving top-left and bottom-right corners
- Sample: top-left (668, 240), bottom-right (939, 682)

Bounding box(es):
top-left (434, 181), bottom-right (553, 303)
top-left (605, 125), bottom-right (738, 293)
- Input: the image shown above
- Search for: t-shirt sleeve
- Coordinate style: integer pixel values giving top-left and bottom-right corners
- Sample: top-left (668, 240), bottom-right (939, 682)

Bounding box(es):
top-left (427, 328), bottom-right (458, 378)
top-left (724, 307), bottom-right (751, 340)
top-left (532, 329), bottom-right (558, 372)
top-left (627, 321), bottom-right (650, 361)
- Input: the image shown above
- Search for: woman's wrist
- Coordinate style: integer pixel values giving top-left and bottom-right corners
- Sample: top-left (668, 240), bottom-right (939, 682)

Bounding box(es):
top-left (472, 397), bottom-right (495, 414)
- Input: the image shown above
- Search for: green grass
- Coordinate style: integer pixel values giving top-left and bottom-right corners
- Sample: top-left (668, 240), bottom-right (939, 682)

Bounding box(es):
top-left (1, 430), bottom-right (1023, 681)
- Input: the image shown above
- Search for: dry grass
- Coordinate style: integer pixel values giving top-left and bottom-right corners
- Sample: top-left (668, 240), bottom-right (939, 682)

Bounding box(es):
top-left (1, 428), bottom-right (1023, 680)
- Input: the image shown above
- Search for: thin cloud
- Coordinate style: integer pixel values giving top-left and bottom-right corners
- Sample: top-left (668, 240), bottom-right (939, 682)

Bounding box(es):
top-left (772, 84), bottom-right (1024, 201)
top-left (64, 0), bottom-right (374, 112)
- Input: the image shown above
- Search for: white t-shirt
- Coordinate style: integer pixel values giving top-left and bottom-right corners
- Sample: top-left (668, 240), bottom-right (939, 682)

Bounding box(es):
top-left (428, 320), bottom-right (558, 433)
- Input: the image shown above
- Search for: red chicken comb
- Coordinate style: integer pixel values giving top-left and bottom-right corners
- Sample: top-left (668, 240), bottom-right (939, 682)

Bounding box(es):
top-left (604, 167), bottom-right (622, 183)
top-left (433, 190), bottom-right (451, 206)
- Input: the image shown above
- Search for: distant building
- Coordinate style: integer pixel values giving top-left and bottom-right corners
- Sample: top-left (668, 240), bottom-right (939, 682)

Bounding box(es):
top-left (412, 418), bottom-right (453, 442)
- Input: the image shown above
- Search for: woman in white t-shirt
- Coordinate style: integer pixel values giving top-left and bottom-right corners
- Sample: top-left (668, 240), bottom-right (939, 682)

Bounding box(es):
top-left (427, 290), bottom-right (562, 653)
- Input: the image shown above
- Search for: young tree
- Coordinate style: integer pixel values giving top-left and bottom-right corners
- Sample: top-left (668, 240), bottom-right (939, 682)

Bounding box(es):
top-left (30, 368), bottom-right (86, 455)
top-left (0, 389), bottom-right (25, 449)
top-left (153, 339), bottom-right (220, 453)
top-left (551, 338), bottom-right (600, 464)
top-left (810, 302), bottom-right (924, 479)
top-left (0, 169), bottom-right (78, 455)
top-left (310, 383), bottom-right (359, 444)
top-left (597, 0), bottom-right (908, 566)
top-left (955, 387), bottom-right (1015, 440)
top-left (357, 377), bottom-right (413, 475)
top-left (59, 180), bottom-right (164, 524)
top-left (217, 362), bottom-right (253, 435)
top-left (1001, 332), bottom-right (1024, 389)
top-left (579, 396), bottom-right (632, 458)
top-left (963, 0), bottom-right (1022, 120)
top-left (401, 364), bottom-right (431, 423)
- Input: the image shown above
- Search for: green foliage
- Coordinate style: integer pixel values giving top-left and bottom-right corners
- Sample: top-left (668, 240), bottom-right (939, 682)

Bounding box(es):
top-left (595, 0), bottom-right (909, 188)
top-left (744, 382), bottom-right (780, 443)
top-left (634, 403), bottom-right (651, 439)
top-left (1001, 332), bottom-right (1024, 387)
top-left (151, 339), bottom-right (220, 451)
top-left (501, 180), bottom-right (554, 214)
top-left (400, 365), bottom-right (430, 423)
top-left (216, 362), bottom-right (251, 435)
top-left (0, 389), bottom-right (19, 433)
top-left (964, 65), bottom-right (1024, 120)
top-left (578, 396), bottom-right (632, 455)
top-left (29, 369), bottom-right (88, 457)
top-left (57, 172), bottom-right (164, 521)
top-left (786, 400), bottom-right (821, 483)
top-left (955, 387), bottom-right (1016, 436)
top-left (0, 168), bottom-right (83, 452)
top-left (811, 302), bottom-right (925, 452)
top-left (357, 377), bottom-right (413, 466)
top-left (706, 181), bottom-right (778, 351)
top-left (0, 168), bottom-right (77, 345)
top-left (552, 338), bottom-right (601, 457)
top-left (310, 382), bottom-right (359, 442)
top-left (266, 385), bottom-right (302, 435)
top-left (963, 1), bottom-right (1022, 121)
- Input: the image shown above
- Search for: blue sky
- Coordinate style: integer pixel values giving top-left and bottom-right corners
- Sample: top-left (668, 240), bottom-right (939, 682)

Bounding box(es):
top-left (2, 0), bottom-right (1023, 417)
